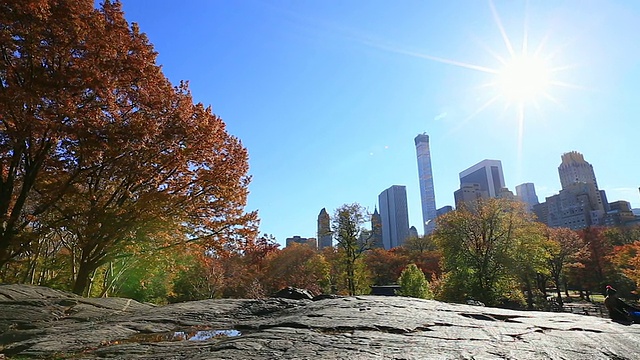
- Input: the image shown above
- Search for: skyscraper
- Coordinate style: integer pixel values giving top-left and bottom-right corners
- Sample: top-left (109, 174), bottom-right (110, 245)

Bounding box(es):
top-left (516, 183), bottom-right (539, 211)
top-left (534, 151), bottom-right (606, 230)
top-left (558, 151), bottom-right (605, 212)
top-left (317, 208), bottom-right (332, 249)
top-left (558, 151), bottom-right (599, 189)
top-left (415, 134), bottom-right (437, 235)
top-left (378, 185), bottom-right (410, 249)
top-left (459, 159), bottom-right (505, 198)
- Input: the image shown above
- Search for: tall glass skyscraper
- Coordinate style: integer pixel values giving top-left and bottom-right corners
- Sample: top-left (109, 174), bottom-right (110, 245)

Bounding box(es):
top-left (378, 185), bottom-right (410, 249)
top-left (415, 134), bottom-right (437, 235)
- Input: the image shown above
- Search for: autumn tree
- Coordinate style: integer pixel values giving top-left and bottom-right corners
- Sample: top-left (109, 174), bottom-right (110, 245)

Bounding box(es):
top-left (261, 243), bottom-right (330, 295)
top-left (0, 0), bottom-right (257, 294)
top-left (395, 240), bottom-right (442, 283)
top-left (610, 241), bottom-right (640, 296)
top-left (332, 203), bottom-right (373, 295)
top-left (434, 198), bottom-right (545, 306)
top-left (575, 227), bottom-right (615, 298)
top-left (605, 226), bottom-right (640, 247)
top-left (363, 248), bottom-right (409, 286)
top-left (543, 227), bottom-right (585, 306)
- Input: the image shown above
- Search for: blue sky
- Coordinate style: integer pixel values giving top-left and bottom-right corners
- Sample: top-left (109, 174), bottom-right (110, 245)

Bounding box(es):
top-left (120, 1), bottom-right (640, 246)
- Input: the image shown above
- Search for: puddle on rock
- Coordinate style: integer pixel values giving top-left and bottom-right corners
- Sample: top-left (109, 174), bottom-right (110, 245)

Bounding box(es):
top-left (104, 328), bottom-right (241, 346)
top-left (177, 329), bottom-right (241, 341)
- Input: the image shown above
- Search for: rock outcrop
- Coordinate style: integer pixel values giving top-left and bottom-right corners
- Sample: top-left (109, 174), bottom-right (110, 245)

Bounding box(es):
top-left (1, 284), bottom-right (640, 359)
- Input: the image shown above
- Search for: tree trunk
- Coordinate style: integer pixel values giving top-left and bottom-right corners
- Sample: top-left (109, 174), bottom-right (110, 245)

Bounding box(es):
top-left (554, 274), bottom-right (563, 307)
top-left (525, 277), bottom-right (534, 310)
top-left (73, 261), bottom-right (95, 296)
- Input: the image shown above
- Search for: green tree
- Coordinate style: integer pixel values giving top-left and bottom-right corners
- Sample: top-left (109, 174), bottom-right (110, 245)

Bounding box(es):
top-left (396, 263), bottom-right (432, 299)
top-left (434, 198), bottom-right (545, 306)
top-left (332, 203), bottom-right (373, 295)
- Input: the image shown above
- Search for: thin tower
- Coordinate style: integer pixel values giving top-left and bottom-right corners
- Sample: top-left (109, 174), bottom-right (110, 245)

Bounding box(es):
top-left (415, 134), bottom-right (437, 235)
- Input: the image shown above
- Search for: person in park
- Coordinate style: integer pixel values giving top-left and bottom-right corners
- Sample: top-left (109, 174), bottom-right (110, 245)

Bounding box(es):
top-left (604, 285), bottom-right (640, 323)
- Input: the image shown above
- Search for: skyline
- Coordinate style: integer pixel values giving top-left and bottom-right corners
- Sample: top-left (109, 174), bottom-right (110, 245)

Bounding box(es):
top-left (119, 1), bottom-right (640, 245)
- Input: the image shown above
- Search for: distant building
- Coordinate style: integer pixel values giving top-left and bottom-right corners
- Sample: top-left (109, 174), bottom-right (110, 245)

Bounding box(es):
top-left (454, 183), bottom-right (489, 208)
top-left (370, 207), bottom-right (383, 249)
top-left (535, 152), bottom-right (606, 230)
top-left (558, 151), bottom-right (599, 190)
top-left (415, 134), bottom-right (438, 235)
top-left (603, 201), bottom-right (639, 227)
top-left (558, 151), bottom-right (605, 210)
top-left (408, 226), bottom-right (419, 239)
top-left (436, 206), bottom-right (453, 217)
top-left (285, 236), bottom-right (317, 250)
top-left (497, 187), bottom-right (516, 200)
top-left (459, 159), bottom-right (505, 198)
top-left (317, 208), bottom-right (332, 249)
top-left (542, 182), bottom-right (602, 229)
top-left (516, 183), bottom-right (539, 211)
top-left (533, 202), bottom-right (548, 225)
top-left (378, 185), bottom-right (410, 249)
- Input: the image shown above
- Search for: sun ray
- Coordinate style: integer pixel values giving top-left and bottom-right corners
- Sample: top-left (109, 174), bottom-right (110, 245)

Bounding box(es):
top-left (448, 94), bottom-right (502, 135)
top-left (356, 38), bottom-right (501, 74)
top-left (471, 35), bottom-right (509, 65)
top-left (532, 32), bottom-right (551, 59)
top-left (548, 80), bottom-right (591, 90)
top-left (355, 0), bottom-right (580, 155)
top-left (490, 0), bottom-right (516, 57)
top-left (516, 102), bottom-right (525, 168)
top-left (405, 52), bottom-right (499, 74)
top-left (522, 0), bottom-right (530, 55)
top-left (541, 91), bottom-right (566, 109)
top-left (549, 64), bottom-right (580, 73)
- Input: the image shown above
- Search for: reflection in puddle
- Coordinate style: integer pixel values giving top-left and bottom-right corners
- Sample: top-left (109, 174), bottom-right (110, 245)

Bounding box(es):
top-left (106, 328), bottom-right (242, 345)
top-left (175, 329), bottom-right (241, 341)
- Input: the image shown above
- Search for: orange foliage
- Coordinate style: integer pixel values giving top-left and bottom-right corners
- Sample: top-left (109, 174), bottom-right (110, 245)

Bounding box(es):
top-left (0, 0), bottom-right (257, 294)
top-left (610, 241), bottom-right (640, 291)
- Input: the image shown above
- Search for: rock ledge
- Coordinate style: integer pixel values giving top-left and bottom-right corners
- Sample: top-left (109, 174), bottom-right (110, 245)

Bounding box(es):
top-left (1, 284), bottom-right (639, 359)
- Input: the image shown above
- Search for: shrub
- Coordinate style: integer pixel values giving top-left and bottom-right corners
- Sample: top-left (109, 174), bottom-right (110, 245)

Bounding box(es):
top-left (396, 264), bottom-right (433, 299)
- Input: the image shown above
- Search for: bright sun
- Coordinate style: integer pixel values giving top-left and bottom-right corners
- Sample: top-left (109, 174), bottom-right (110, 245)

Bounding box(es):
top-left (497, 55), bottom-right (551, 103)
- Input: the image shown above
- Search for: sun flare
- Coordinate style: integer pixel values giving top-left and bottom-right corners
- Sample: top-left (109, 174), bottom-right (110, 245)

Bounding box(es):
top-left (497, 55), bottom-right (550, 103)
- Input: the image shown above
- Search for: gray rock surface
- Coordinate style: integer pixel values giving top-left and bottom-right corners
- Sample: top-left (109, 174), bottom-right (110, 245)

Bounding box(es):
top-left (1, 284), bottom-right (640, 359)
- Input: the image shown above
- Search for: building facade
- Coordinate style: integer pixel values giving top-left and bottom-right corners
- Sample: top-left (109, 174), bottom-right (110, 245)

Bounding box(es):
top-left (317, 208), bottom-right (332, 249)
top-left (378, 185), bottom-right (410, 250)
top-left (415, 134), bottom-right (437, 235)
top-left (558, 151), bottom-right (599, 189)
top-left (436, 206), bottom-right (453, 217)
top-left (458, 159), bottom-right (505, 199)
top-left (516, 183), bottom-right (539, 212)
top-left (535, 152), bottom-right (607, 230)
top-left (285, 236), bottom-right (318, 249)
top-left (370, 207), bottom-right (383, 249)
top-left (454, 183), bottom-right (489, 208)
